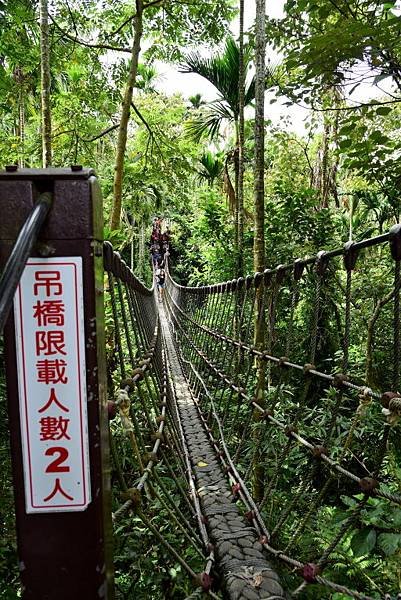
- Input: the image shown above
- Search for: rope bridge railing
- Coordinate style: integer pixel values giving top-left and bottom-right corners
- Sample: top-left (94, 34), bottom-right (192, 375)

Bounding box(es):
top-left (164, 226), bottom-right (401, 599)
top-left (103, 241), bottom-right (219, 599)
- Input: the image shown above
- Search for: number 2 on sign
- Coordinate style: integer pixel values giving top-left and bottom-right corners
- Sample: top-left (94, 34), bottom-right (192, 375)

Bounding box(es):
top-left (45, 447), bottom-right (70, 473)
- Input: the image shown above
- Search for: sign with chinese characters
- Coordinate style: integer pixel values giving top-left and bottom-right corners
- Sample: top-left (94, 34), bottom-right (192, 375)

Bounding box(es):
top-left (14, 258), bottom-right (91, 513)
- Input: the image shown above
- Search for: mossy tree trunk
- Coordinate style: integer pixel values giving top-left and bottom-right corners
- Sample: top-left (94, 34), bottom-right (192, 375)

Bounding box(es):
top-left (110, 0), bottom-right (143, 231)
top-left (252, 0), bottom-right (266, 503)
top-left (237, 0), bottom-right (245, 278)
top-left (39, 0), bottom-right (52, 167)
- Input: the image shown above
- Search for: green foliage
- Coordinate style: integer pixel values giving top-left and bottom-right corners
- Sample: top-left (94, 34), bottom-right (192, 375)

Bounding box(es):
top-left (267, 0), bottom-right (401, 106)
top-left (3, 0), bottom-right (401, 597)
top-left (351, 528), bottom-right (377, 557)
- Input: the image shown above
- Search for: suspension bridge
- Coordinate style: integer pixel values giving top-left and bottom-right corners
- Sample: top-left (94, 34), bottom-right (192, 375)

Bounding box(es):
top-left (1, 168), bottom-right (401, 600)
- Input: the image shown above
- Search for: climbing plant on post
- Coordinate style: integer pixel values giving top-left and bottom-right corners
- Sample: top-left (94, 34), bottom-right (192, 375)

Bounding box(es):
top-left (252, 0), bottom-right (266, 503)
top-left (39, 0), bottom-right (52, 167)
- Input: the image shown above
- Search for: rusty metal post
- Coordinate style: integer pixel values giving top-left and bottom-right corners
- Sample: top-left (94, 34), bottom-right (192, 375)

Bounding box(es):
top-left (0, 168), bottom-right (114, 599)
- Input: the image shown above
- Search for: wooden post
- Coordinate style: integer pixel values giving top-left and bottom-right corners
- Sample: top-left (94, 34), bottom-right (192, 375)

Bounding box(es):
top-left (0, 167), bottom-right (114, 599)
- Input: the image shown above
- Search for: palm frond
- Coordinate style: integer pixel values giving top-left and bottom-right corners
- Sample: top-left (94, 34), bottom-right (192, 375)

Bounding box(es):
top-left (181, 36), bottom-right (254, 114)
top-left (186, 113), bottom-right (225, 142)
top-left (188, 93), bottom-right (205, 109)
top-left (197, 151), bottom-right (223, 185)
top-left (185, 100), bottom-right (233, 142)
top-left (208, 100), bottom-right (234, 121)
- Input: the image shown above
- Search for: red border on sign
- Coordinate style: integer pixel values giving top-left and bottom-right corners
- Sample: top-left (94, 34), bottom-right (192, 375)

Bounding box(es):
top-left (18, 261), bottom-right (88, 509)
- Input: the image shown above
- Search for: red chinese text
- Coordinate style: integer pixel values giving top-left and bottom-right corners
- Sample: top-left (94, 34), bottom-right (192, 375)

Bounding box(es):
top-left (36, 359), bottom-right (68, 385)
top-left (33, 271), bottom-right (62, 297)
top-left (35, 331), bottom-right (67, 356)
top-left (33, 300), bottom-right (65, 327)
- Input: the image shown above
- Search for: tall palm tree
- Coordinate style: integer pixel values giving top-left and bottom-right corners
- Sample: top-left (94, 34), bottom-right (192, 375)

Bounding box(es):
top-left (197, 151), bottom-right (223, 187)
top-left (181, 36), bottom-right (255, 275)
top-left (181, 36), bottom-right (255, 143)
top-left (188, 93), bottom-right (206, 109)
top-left (39, 0), bottom-right (52, 166)
top-left (181, 36), bottom-right (276, 275)
top-left (253, 0), bottom-right (267, 504)
top-left (136, 63), bottom-right (159, 93)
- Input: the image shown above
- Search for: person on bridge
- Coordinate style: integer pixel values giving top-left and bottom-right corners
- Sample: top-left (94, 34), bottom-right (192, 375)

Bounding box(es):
top-left (150, 228), bottom-right (160, 244)
top-left (156, 266), bottom-right (165, 301)
top-left (151, 242), bottom-right (161, 267)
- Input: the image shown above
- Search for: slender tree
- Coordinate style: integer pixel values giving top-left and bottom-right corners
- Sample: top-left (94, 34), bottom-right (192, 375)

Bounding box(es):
top-left (182, 37), bottom-right (255, 275)
top-left (110, 0), bottom-right (144, 231)
top-left (237, 0), bottom-right (245, 277)
top-left (39, 0), bottom-right (52, 167)
top-left (252, 0), bottom-right (266, 503)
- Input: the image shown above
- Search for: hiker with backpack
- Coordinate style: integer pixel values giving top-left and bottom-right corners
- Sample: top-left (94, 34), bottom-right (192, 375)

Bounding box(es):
top-left (156, 265), bottom-right (166, 300)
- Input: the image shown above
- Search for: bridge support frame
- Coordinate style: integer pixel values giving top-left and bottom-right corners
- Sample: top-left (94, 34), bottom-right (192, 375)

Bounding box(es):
top-left (0, 168), bottom-right (114, 599)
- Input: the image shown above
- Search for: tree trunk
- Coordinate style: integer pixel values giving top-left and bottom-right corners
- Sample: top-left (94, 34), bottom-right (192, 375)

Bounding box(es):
top-left (366, 291), bottom-right (394, 387)
top-left (237, 0), bottom-right (245, 278)
top-left (131, 221), bottom-right (135, 271)
top-left (39, 0), bottom-right (52, 167)
top-left (110, 1), bottom-right (143, 231)
top-left (233, 122), bottom-right (240, 273)
top-left (320, 119), bottom-right (330, 208)
top-left (14, 66), bottom-right (25, 167)
top-left (139, 221), bottom-right (145, 280)
top-left (252, 0), bottom-right (266, 504)
top-left (19, 89), bottom-right (25, 167)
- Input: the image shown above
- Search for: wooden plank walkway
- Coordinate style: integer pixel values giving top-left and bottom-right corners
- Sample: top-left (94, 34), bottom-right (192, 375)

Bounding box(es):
top-left (159, 304), bottom-right (285, 600)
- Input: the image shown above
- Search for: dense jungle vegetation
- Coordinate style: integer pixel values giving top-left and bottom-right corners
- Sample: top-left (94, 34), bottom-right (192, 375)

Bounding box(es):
top-left (2, 0), bottom-right (401, 598)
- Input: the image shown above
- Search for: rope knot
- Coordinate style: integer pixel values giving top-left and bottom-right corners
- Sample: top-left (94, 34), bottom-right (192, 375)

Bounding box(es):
top-left (285, 424), bottom-right (298, 437)
top-left (356, 387), bottom-right (372, 416)
top-left (116, 389), bottom-right (133, 432)
top-left (312, 445), bottom-right (327, 459)
top-left (263, 268), bottom-right (274, 287)
top-left (120, 377), bottom-right (135, 390)
top-left (245, 510), bottom-right (255, 522)
top-left (231, 483), bottom-right (241, 500)
top-left (254, 271), bottom-right (263, 288)
top-left (343, 241), bottom-right (359, 271)
top-left (359, 477), bottom-right (379, 494)
top-left (279, 356), bottom-right (289, 367)
top-left (293, 258), bottom-right (304, 281)
top-left (389, 224), bottom-right (401, 261)
top-left (263, 409), bottom-right (274, 420)
top-left (315, 250), bottom-right (329, 276)
top-left (193, 572), bottom-right (213, 592)
top-left (301, 563), bottom-right (321, 583)
top-left (332, 373), bottom-right (349, 388)
top-left (144, 451), bottom-right (158, 464)
top-left (132, 367), bottom-right (145, 380)
top-left (381, 392), bottom-right (401, 425)
top-left (122, 487), bottom-right (141, 512)
top-left (275, 264), bottom-right (287, 285)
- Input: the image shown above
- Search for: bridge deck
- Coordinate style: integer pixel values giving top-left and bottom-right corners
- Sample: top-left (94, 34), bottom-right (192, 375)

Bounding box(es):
top-left (160, 304), bottom-right (285, 600)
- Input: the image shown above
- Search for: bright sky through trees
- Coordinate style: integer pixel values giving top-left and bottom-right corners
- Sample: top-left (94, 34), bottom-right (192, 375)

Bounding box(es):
top-left (155, 0), bottom-right (307, 134)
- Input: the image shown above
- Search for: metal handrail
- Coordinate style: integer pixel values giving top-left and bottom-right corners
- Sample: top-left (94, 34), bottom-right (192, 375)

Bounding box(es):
top-left (0, 192), bottom-right (53, 334)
